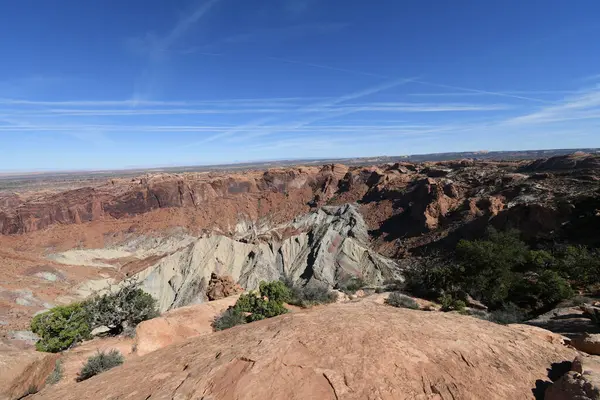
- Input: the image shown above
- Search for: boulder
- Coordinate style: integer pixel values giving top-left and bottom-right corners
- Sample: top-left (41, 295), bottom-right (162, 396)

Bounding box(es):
top-left (133, 295), bottom-right (239, 356)
top-left (572, 333), bottom-right (600, 356)
top-left (0, 344), bottom-right (59, 400)
top-left (90, 326), bottom-right (111, 337)
top-left (206, 273), bottom-right (243, 300)
top-left (545, 371), bottom-right (600, 400)
top-left (37, 300), bottom-right (577, 400)
top-left (466, 294), bottom-right (488, 311)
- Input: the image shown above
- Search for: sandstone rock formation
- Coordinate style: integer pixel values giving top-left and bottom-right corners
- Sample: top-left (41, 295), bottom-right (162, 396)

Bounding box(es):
top-left (544, 356), bottom-right (600, 400)
top-left (2, 154), bottom-right (600, 333)
top-left (0, 343), bottom-right (59, 400)
top-left (545, 371), bottom-right (600, 400)
top-left (572, 333), bottom-right (600, 356)
top-left (35, 300), bottom-right (576, 400)
top-left (134, 295), bottom-right (239, 356)
top-left (206, 273), bottom-right (243, 300)
top-left (49, 204), bottom-right (399, 312)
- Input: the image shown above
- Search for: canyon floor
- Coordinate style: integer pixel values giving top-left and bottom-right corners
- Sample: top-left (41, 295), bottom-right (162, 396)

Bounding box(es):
top-left (2, 152), bottom-right (600, 399)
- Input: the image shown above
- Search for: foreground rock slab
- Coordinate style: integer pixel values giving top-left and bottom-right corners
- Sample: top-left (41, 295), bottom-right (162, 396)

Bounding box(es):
top-left (134, 295), bottom-right (239, 356)
top-left (0, 344), bottom-right (59, 400)
top-left (545, 356), bottom-right (600, 400)
top-left (37, 300), bottom-right (576, 400)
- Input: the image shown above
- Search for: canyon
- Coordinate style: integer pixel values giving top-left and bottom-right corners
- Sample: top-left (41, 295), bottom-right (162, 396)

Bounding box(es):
top-left (1, 152), bottom-right (600, 399)
top-left (2, 153), bottom-right (600, 332)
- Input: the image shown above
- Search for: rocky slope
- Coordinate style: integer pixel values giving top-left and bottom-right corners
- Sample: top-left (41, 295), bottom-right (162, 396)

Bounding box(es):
top-left (1, 153), bottom-right (599, 334)
top-left (48, 204), bottom-right (398, 312)
top-left (34, 300), bottom-right (577, 400)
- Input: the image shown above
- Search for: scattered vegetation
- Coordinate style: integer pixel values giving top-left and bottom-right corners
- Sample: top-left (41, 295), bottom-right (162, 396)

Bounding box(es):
top-left (212, 307), bottom-right (246, 331)
top-left (438, 294), bottom-right (466, 312)
top-left (23, 384), bottom-right (38, 397)
top-left (336, 276), bottom-right (366, 295)
top-left (283, 278), bottom-right (338, 307)
top-left (385, 292), bottom-right (418, 309)
top-left (487, 303), bottom-right (526, 325)
top-left (31, 280), bottom-right (159, 353)
top-left (405, 228), bottom-right (600, 320)
top-left (83, 279), bottom-right (159, 335)
top-left (213, 281), bottom-right (291, 330)
top-left (77, 349), bottom-right (124, 382)
top-left (31, 303), bottom-right (91, 353)
top-left (46, 359), bottom-right (64, 385)
top-left (257, 280), bottom-right (291, 303)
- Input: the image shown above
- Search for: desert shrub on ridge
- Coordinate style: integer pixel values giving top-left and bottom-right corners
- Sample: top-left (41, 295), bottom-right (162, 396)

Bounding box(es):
top-left (283, 278), bottom-right (337, 307)
top-left (77, 349), bottom-right (124, 382)
top-left (31, 280), bottom-right (159, 352)
top-left (385, 292), bottom-right (419, 309)
top-left (213, 280), bottom-right (291, 331)
top-left (30, 303), bottom-right (91, 353)
top-left (405, 228), bottom-right (583, 317)
top-left (83, 279), bottom-right (159, 335)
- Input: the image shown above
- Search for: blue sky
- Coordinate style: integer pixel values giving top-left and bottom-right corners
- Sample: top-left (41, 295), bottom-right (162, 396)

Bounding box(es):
top-left (1, 0), bottom-right (600, 171)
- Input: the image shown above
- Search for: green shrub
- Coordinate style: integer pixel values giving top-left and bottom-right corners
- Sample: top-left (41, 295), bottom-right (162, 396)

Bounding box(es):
top-left (456, 228), bottom-right (529, 307)
top-left (245, 297), bottom-right (288, 320)
top-left (403, 255), bottom-right (464, 300)
top-left (46, 359), bottom-right (63, 385)
top-left (77, 349), bottom-right (124, 382)
top-left (385, 292), bottom-right (418, 309)
top-left (212, 308), bottom-right (246, 331)
top-left (31, 303), bottom-right (91, 353)
top-left (234, 292), bottom-right (262, 313)
top-left (31, 280), bottom-right (159, 353)
top-left (84, 281), bottom-right (159, 334)
top-left (258, 281), bottom-right (292, 303)
top-left (438, 294), bottom-right (466, 312)
top-left (213, 281), bottom-right (290, 329)
top-left (555, 245), bottom-right (600, 287)
top-left (283, 279), bottom-right (337, 307)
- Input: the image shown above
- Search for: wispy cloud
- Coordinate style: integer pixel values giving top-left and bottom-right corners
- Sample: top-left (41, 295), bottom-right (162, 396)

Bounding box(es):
top-left (412, 80), bottom-right (553, 104)
top-left (134, 0), bottom-right (223, 59)
top-left (184, 77), bottom-right (415, 146)
top-left (267, 56), bottom-right (387, 79)
top-left (505, 87), bottom-right (600, 125)
top-left (181, 23), bottom-right (347, 54)
top-left (265, 57), bottom-right (557, 104)
top-left (580, 73), bottom-right (600, 82)
top-left (407, 90), bottom-right (579, 97)
top-left (127, 0), bottom-right (222, 102)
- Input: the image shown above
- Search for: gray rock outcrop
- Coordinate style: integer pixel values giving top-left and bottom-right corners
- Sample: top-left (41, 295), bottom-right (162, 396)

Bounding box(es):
top-left (136, 204), bottom-right (398, 311)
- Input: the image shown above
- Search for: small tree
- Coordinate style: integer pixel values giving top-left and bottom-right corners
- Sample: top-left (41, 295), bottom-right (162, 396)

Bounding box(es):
top-left (84, 280), bottom-right (159, 334)
top-left (31, 303), bottom-right (91, 353)
top-left (77, 349), bottom-right (124, 382)
top-left (258, 281), bottom-right (292, 303)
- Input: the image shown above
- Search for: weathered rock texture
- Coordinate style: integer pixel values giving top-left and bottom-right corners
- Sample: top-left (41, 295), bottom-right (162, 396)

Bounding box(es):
top-left (545, 371), bottom-right (600, 400)
top-left (544, 356), bottom-right (600, 400)
top-left (0, 344), bottom-right (59, 400)
top-left (35, 300), bottom-right (576, 400)
top-left (134, 295), bottom-right (239, 356)
top-left (572, 333), bottom-right (600, 356)
top-left (50, 204), bottom-right (399, 312)
top-left (2, 155), bottom-right (599, 253)
top-left (206, 273), bottom-right (243, 301)
top-left (2, 154), bottom-right (600, 332)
